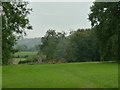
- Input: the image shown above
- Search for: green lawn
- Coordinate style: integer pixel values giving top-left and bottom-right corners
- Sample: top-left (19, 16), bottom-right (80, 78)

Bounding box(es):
top-left (2, 62), bottom-right (118, 88)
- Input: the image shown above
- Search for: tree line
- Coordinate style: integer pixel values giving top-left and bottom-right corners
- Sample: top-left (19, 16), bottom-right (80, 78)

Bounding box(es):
top-left (38, 2), bottom-right (119, 63)
top-left (2, 2), bottom-right (119, 64)
top-left (15, 44), bottom-right (39, 52)
top-left (38, 29), bottom-right (100, 63)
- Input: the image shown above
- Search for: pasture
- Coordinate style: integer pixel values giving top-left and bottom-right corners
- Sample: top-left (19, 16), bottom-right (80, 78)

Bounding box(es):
top-left (14, 52), bottom-right (38, 57)
top-left (13, 51), bottom-right (38, 64)
top-left (2, 62), bottom-right (118, 88)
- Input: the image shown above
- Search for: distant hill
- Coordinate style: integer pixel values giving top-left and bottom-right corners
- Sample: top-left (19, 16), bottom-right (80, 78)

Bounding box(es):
top-left (14, 38), bottom-right (42, 51)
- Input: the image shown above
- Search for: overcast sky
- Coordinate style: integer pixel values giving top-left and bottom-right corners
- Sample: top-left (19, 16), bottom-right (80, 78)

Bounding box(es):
top-left (25, 2), bottom-right (93, 38)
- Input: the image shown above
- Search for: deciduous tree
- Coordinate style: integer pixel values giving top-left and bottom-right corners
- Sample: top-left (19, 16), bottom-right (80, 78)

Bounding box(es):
top-left (88, 2), bottom-right (119, 61)
top-left (2, 1), bottom-right (32, 64)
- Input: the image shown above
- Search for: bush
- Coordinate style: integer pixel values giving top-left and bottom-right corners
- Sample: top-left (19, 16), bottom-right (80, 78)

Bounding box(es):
top-left (47, 58), bottom-right (66, 64)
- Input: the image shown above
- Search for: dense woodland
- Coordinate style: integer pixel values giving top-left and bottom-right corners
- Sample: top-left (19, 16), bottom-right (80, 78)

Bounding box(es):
top-left (2, 2), bottom-right (119, 64)
top-left (38, 29), bottom-right (99, 63)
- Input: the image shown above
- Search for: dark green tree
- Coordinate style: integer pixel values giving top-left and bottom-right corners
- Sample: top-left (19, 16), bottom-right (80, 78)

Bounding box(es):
top-left (40, 30), bottom-right (66, 62)
top-left (53, 32), bottom-right (67, 62)
top-left (66, 29), bottom-right (99, 62)
top-left (2, 2), bottom-right (32, 64)
top-left (0, 2), bottom-right (2, 65)
top-left (39, 29), bottom-right (99, 63)
top-left (88, 2), bottom-right (119, 61)
top-left (40, 30), bottom-right (58, 60)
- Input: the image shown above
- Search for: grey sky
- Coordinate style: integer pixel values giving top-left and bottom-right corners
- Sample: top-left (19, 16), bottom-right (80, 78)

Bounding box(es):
top-left (25, 2), bottom-right (93, 38)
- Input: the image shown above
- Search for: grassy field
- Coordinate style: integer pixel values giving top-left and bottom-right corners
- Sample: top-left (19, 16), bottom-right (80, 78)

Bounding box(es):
top-left (13, 51), bottom-right (38, 64)
top-left (14, 51), bottom-right (38, 58)
top-left (2, 62), bottom-right (118, 88)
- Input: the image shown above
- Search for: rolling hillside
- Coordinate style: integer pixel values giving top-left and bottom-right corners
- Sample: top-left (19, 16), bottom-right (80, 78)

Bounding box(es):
top-left (14, 38), bottom-right (42, 51)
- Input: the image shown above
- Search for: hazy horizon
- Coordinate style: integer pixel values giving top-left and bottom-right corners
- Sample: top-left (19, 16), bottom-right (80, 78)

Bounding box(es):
top-left (25, 2), bottom-right (93, 38)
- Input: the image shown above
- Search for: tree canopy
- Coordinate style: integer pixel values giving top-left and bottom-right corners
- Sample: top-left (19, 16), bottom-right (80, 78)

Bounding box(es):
top-left (3, 1), bottom-right (119, 64)
top-left (88, 2), bottom-right (119, 61)
top-left (39, 29), bottom-right (100, 63)
top-left (2, 1), bottom-right (32, 64)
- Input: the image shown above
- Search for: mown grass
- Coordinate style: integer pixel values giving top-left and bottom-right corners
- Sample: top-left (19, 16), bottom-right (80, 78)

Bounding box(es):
top-left (2, 62), bottom-right (118, 88)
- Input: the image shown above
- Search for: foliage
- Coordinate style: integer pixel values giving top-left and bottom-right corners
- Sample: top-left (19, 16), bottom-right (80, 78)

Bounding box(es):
top-left (65, 28), bottom-right (100, 62)
top-left (39, 29), bottom-right (100, 63)
top-left (53, 37), bottom-right (69, 62)
top-left (40, 29), bottom-right (66, 62)
top-left (88, 2), bottom-right (119, 61)
top-left (2, 1), bottom-right (32, 64)
top-left (0, 12), bottom-right (2, 65)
